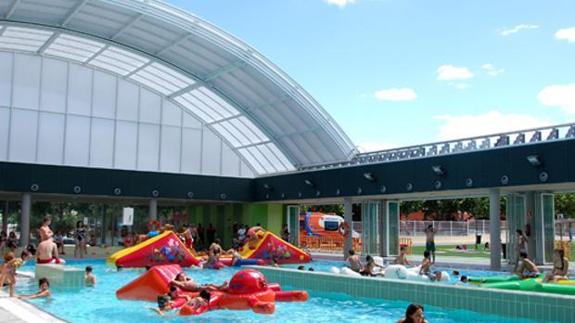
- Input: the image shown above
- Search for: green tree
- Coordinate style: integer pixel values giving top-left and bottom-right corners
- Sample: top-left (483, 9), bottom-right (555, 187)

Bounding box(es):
top-left (555, 193), bottom-right (575, 218)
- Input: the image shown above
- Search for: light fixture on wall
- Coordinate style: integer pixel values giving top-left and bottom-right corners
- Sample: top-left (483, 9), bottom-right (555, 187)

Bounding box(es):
top-left (363, 172), bottom-right (376, 182)
top-left (526, 155), bottom-right (542, 167)
top-left (304, 179), bottom-right (315, 187)
top-left (431, 165), bottom-right (446, 176)
top-left (263, 183), bottom-right (273, 190)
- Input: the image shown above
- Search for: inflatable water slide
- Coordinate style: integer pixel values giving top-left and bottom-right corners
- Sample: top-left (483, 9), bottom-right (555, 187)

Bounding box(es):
top-left (239, 230), bottom-right (311, 264)
top-left (108, 231), bottom-right (200, 268)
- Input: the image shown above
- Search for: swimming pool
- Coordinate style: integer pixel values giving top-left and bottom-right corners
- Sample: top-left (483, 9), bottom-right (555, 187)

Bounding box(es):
top-left (16, 259), bottom-right (538, 323)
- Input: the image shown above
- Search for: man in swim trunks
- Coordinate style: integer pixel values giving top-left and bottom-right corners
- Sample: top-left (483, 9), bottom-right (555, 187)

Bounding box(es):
top-left (419, 250), bottom-right (434, 280)
top-left (346, 250), bottom-right (362, 273)
top-left (424, 225), bottom-right (437, 264)
top-left (170, 272), bottom-right (227, 292)
top-left (515, 252), bottom-right (540, 279)
top-left (36, 238), bottom-right (61, 264)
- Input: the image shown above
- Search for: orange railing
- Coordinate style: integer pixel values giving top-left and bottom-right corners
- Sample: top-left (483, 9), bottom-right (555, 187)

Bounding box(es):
top-left (299, 235), bottom-right (361, 253)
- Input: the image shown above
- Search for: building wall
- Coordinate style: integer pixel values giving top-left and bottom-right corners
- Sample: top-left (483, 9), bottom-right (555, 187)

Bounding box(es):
top-left (0, 51), bottom-right (254, 178)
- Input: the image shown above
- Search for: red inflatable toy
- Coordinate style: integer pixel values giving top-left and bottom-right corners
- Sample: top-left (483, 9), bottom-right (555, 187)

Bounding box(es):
top-left (116, 266), bottom-right (308, 316)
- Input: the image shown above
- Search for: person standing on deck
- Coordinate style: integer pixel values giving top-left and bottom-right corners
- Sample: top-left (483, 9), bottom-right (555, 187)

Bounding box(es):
top-left (424, 224), bottom-right (437, 264)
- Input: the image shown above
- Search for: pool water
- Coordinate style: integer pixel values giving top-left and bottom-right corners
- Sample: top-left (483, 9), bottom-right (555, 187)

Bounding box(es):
top-left (16, 259), bottom-right (537, 323)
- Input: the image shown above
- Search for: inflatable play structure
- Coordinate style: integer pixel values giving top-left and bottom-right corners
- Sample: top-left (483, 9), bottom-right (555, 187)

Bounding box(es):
top-left (384, 265), bottom-right (450, 282)
top-left (239, 229), bottom-right (311, 264)
top-left (469, 274), bottom-right (575, 296)
top-left (108, 231), bottom-right (200, 268)
top-left (117, 265), bottom-right (308, 316)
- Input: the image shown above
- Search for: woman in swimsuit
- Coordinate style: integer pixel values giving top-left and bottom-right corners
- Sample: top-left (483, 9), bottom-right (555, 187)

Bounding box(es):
top-left (544, 249), bottom-right (570, 282)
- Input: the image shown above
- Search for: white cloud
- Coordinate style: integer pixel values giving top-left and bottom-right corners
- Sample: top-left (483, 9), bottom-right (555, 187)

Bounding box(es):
top-left (374, 88), bottom-right (417, 102)
top-left (434, 111), bottom-right (550, 141)
top-left (450, 83), bottom-right (470, 90)
top-left (499, 24), bottom-right (539, 36)
top-left (357, 141), bottom-right (397, 153)
top-left (555, 27), bottom-right (575, 43)
top-left (537, 83), bottom-right (575, 114)
top-left (324, 0), bottom-right (357, 8)
top-left (436, 65), bottom-right (474, 81)
top-left (481, 63), bottom-right (504, 76)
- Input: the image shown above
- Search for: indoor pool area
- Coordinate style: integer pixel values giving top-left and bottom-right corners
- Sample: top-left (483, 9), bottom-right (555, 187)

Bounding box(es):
top-left (1, 0), bottom-right (575, 322)
top-left (14, 259), bottom-right (537, 323)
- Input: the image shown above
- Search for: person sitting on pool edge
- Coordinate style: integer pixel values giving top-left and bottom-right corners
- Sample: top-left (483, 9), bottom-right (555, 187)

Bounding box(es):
top-left (360, 255), bottom-right (385, 276)
top-left (515, 252), bottom-right (540, 279)
top-left (85, 266), bottom-right (96, 286)
top-left (397, 303), bottom-right (427, 323)
top-left (19, 277), bottom-right (51, 300)
top-left (394, 246), bottom-right (411, 266)
top-left (170, 272), bottom-right (228, 292)
top-left (346, 250), bottom-right (362, 273)
top-left (543, 249), bottom-right (569, 283)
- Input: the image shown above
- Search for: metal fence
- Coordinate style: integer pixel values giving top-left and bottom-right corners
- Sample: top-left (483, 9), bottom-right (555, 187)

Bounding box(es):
top-left (353, 220), bottom-right (508, 237)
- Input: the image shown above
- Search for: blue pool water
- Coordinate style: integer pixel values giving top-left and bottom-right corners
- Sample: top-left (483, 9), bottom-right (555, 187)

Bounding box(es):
top-left (16, 259), bottom-right (538, 323)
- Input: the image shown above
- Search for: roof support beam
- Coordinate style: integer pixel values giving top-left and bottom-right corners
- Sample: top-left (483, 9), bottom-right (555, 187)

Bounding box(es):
top-left (83, 44), bottom-right (109, 65)
top-left (204, 60), bottom-right (246, 81)
top-left (155, 33), bottom-right (191, 56)
top-left (37, 32), bottom-right (61, 55)
top-left (111, 14), bottom-right (143, 40)
top-left (61, 0), bottom-right (90, 27)
top-left (124, 60), bottom-right (154, 78)
top-left (4, 0), bottom-right (20, 19)
top-left (168, 82), bottom-right (204, 99)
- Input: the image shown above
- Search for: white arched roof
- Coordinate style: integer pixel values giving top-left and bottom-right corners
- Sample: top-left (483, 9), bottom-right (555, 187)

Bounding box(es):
top-left (0, 0), bottom-right (357, 176)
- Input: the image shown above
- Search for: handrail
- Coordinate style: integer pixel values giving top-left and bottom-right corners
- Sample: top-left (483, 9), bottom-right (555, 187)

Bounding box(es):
top-left (299, 122), bottom-right (575, 171)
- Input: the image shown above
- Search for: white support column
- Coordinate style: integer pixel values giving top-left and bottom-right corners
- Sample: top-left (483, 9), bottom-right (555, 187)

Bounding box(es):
top-left (343, 198), bottom-right (353, 258)
top-left (21, 193), bottom-right (31, 247)
top-left (379, 200), bottom-right (387, 257)
top-left (489, 189), bottom-right (502, 271)
top-left (149, 198), bottom-right (158, 221)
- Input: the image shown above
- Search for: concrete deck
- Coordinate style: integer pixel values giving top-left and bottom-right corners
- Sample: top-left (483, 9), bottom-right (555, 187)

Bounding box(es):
top-left (0, 275), bottom-right (67, 323)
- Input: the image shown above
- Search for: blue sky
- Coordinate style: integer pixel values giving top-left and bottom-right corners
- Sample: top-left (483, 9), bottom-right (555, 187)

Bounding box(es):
top-left (168, 0), bottom-right (575, 152)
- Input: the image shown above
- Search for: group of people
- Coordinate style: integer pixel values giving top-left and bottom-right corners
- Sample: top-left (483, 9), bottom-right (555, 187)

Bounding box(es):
top-left (0, 231), bottom-right (20, 253)
top-left (153, 270), bottom-right (228, 316)
top-left (513, 229), bottom-right (570, 282)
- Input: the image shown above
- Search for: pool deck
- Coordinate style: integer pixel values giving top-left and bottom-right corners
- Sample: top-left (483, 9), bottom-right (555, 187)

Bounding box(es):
top-left (0, 274), bottom-right (67, 323)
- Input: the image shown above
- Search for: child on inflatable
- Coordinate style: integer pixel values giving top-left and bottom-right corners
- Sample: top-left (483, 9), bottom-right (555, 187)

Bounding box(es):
top-left (170, 272), bottom-right (228, 292)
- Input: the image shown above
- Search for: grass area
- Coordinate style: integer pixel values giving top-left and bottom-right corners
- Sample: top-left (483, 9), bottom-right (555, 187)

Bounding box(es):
top-left (410, 242), bottom-right (575, 260)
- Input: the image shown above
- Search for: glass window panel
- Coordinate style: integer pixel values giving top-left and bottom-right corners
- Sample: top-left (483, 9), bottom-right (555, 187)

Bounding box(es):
top-left (236, 116), bottom-right (268, 141)
top-left (228, 117), bottom-right (261, 144)
top-left (246, 146), bottom-right (276, 173)
top-left (211, 123), bottom-right (241, 147)
top-left (174, 94), bottom-right (214, 123)
top-left (178, 92), bottom-right (221, 121)
top-left (257, 144), bottom-right (286, 172)
top-left (238, 148), bottom-right (265, 174)
top-left (218, 120), bottom-right (251, 146)
top-left (266, 143), bottom-right (295, 170)
top-left (198, 87), bottom-right (240, 116)
top-left (189, 88), bottom-right (230, 120)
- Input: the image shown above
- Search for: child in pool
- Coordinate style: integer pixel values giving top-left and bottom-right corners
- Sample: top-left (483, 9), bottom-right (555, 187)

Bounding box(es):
top-left (18, 277), bottom-right (51, 300)
top-left (153, 289), bottom-right (210, 316)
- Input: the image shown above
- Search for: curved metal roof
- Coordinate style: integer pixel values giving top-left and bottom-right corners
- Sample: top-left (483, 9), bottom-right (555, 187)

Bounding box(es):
top-left (0, 0), bottom-right (357, 176)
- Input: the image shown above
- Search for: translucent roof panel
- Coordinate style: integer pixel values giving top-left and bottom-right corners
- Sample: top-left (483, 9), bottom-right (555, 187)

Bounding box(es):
top-left (88, 46), bottom-right (149, 76)
top-left (174, 92), bottom-right (216, 123)
top-left (44, 34), bottom-right (105, 63)
top-left (129, 62), bottom-right (195, 96)
top-left (0, 0), bottom-right (359, 176)
top-left (0, 26), bottom-right (53, 52)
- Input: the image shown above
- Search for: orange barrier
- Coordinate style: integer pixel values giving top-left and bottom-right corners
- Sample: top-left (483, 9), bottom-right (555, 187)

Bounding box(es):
top-left (299, 235), bottom-right (361, 253)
